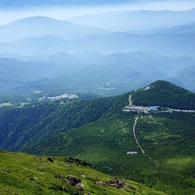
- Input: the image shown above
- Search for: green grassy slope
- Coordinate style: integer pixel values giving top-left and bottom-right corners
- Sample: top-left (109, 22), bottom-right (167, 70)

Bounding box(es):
top-left (1, 80), bottom-right (195, 194)
top-left (131, 80), bottom-right (195, 109)
top-left (23, 111), bottom-right (195, 195)
top-left (0, 151), bottom-right (164, 195)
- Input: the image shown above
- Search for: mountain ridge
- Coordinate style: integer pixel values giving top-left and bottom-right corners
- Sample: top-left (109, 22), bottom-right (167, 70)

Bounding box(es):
top-left (131, 80), bottom-right (195, 109)
top-left (0, 80), bottom-right (195, 194)
top-left (0, 16), bottom-right (108, 42)
top-left (68, 8), bottom-right (195, 31)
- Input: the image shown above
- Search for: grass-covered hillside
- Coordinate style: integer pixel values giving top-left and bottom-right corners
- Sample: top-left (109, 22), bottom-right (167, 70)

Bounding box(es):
top-left (0, 151), bottom-right (164, 195)
top-left (131, 80), bottom-right (195, 109)
top-left (0, 80), bottom-right (195, 194)
top-left (23, 112), bottom-right (195, 195)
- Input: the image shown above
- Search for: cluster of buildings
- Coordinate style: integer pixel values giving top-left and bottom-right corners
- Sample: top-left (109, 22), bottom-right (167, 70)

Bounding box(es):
top-left (123, 105), bottom-right (159, 114)
top-left (47, 93), bottom-right (78, 101)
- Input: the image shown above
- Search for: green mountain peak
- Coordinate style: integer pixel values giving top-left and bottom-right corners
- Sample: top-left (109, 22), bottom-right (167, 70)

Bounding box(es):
top-left (0, 80), bottom-right (195, 194)
top-left (131, 80), bottom-right (195, 109)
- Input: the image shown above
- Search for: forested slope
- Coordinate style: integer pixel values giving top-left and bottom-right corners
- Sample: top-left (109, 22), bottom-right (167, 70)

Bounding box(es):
top-left (0, 81), bottom-right (195, 194)
top-left (131, 80), bottom-right (195, 109)
top-left (0, 94), bottom-right (129, 151)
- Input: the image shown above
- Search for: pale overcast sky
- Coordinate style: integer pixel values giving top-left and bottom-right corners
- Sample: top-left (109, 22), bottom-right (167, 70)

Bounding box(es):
top-left (0, 0), bottom-right (194, 25)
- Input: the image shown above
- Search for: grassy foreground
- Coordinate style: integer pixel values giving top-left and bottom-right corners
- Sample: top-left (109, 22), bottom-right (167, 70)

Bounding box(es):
top-left (0, 151), bottom-right (165, 195)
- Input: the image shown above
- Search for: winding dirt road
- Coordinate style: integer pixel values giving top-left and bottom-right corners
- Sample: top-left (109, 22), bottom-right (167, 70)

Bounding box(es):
top-left (132, 115), bottom-right (158, 166)
top-left (133, 116), bottom-right (145, 154)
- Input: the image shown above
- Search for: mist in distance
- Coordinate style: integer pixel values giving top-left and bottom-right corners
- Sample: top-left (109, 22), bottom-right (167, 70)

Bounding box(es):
top-left (1, 0), bottom-right (195, 25)
top-left (0, 0), bottom-right (194, 97)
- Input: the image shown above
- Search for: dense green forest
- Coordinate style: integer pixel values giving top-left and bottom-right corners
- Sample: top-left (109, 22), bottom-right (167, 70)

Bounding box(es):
top-left (131, 80), bottom-right (195, 109)
top-left (0, 93), bottom-right (129, 151)
top-left (0, 80), bottom-right (195, 194)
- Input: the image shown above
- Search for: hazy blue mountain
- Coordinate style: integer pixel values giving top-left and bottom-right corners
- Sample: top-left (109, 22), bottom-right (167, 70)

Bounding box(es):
top-left (1, 12), bottom-right (194, 56)
top-left (78, 52), bottom-right (194, 87)
top-left (0, 11), bottom-right (194, 95)
top-left (0, 57), bottom-right (62, 92)
top-left (0, 16), bottom-right (108, 42)
top-left (148, 22), bottom-right (195, 34)
top-left (0, 52), bottom-right (102, 68)
top-left (0, 52), bottom-right (90, 95)
top-left (73, 51), bottom-right (104, 64)
top-left (68, 9), bottom-right (195, 31)
top-left (1, 31), bottom-right (194, 57)
top-left (96, 52), bottom-right (187, 69)
top-left (9, 35), bottom-right (69, 56)
top-left (0, 53), bottom-right (27, 61)
top-left (42, 52), bottom-right (83, 66)
top-left (3, 52), bottom-right (193, 97)
top-left (173, 65), bottom-right (195, 92)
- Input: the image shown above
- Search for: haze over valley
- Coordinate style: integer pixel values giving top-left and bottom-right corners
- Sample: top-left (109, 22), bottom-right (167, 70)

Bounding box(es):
top-left (0, 0), bottom-right (195, 100)
top-left (0, 1), bottom-right (195, 194)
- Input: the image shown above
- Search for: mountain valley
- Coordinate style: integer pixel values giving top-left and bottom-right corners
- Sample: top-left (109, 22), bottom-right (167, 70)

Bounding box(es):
top-left (0, 2), bottom-right (195, 194)
top-left (0, 81), bottom-right (194, 194)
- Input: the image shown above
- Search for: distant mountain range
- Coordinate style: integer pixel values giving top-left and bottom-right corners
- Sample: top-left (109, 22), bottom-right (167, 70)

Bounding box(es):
top-left (0, 16), bottom-right (108, 42)
top-left (0, 8), bottom-right (194, 98)
top-left (0, 13), bottom-right (194, 58)
top-left (68, 8), bottom-right (195, 31)
top-left (149, 22), bottom-right (195, 34)
top-left (0, 51), bottom-right (194, 96)
top-left (0, 57), bottom-right (63, 92)
top-left (1, 31), bottom-right (194, 57)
